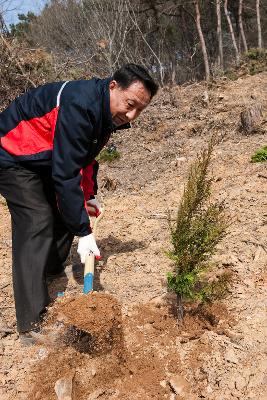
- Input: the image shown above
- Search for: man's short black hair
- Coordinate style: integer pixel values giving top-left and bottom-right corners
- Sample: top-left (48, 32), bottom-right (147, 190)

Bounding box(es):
top-left (113, 64), bottom-right (159, 99)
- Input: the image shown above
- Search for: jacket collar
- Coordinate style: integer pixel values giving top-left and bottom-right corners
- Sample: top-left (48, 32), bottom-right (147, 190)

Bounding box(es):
top-left (99, 77), bottom-right (113, 131)
top-left (100, 77), bottom-right (131, 133)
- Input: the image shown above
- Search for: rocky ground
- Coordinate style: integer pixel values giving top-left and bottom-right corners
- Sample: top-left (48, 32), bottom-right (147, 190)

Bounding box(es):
top-left (0, 72), bottom-right (266, 399)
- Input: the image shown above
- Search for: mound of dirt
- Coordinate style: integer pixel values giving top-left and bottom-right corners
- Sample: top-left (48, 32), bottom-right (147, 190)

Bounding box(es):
top-left (55, 292), bottom-right (123, 355)
top-left (57, 292), bottom-right (121, 335)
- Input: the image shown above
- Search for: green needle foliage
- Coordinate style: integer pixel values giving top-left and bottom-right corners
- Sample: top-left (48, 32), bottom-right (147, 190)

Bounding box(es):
top-left (251, 146), bottom-right (267, 163)
top-left (167, 140), bottom-right (231, 323)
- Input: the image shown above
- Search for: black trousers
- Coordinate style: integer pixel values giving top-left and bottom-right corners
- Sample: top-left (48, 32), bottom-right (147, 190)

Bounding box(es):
top-left (0, 165), bottom-right (74, 332)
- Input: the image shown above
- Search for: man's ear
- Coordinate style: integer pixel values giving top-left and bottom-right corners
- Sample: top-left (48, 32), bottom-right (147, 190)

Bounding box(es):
top-left (109, 80), bottom-right (118, 90)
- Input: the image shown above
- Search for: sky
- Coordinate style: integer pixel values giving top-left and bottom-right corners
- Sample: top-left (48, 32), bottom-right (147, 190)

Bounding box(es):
top-left (2, 0), bottom-right (44, 25)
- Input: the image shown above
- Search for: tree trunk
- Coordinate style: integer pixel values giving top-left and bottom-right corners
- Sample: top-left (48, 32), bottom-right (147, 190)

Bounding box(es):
top-left (240, 103), bottom-right (263, 134)
top-left (170, 61), bottom-right (176, 86)
top-left (194, 0), bottom-right (210, 81)
top-left (256, 0), bottom-right (263, 48)
top-left (216, 0), bottom-right (224, 69)
top-left (238, 0), bottom-right (248, 52)
top-left (0, 13), bottom-right (9, 35)
top-left (224, 0), bottom-right (240, 62)
top-left (176, 293), bottom-right (184, 324)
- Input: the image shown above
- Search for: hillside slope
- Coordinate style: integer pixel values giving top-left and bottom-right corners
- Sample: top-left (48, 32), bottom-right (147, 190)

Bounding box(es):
top-left (0, 72), bottom-right (266, 400)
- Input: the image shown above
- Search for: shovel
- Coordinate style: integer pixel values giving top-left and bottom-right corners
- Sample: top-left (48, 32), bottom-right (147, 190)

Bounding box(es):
top-left (83, 208), bottom-right (104, 294)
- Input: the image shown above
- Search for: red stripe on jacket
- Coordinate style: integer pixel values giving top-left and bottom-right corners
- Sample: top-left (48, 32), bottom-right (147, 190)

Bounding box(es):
top-left (81, 162), bottom-right (96, 200)
top-left (1, 107), bottom-right (59, 155)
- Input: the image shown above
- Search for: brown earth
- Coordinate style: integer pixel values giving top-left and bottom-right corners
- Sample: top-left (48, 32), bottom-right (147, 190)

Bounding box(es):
top-left (0, 72), bottom-right (267, 400)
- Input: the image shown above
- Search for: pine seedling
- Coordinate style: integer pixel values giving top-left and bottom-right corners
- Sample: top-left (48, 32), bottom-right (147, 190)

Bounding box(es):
top-left (167, 140), bottom-right (230, 324)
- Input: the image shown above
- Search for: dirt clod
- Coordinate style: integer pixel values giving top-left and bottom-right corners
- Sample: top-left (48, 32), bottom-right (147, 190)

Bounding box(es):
top-left (56, 292), bottom-right (123, 356)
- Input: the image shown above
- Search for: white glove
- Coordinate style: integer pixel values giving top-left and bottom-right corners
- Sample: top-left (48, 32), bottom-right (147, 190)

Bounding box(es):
top-left (77, 233), bottom-right (101, 263)
top-left (86, 197), bottom-right (102, 217)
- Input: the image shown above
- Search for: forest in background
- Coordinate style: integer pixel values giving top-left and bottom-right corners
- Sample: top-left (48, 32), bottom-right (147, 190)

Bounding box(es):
top-left (0, 0), bottom-right (267, 90)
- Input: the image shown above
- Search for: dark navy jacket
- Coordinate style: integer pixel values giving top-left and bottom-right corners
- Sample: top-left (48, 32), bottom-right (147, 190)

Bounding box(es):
top-left (0, 78), bottom-right (129, 236)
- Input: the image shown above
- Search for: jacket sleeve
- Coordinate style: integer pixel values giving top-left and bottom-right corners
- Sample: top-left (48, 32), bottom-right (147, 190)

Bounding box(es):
top-left (81, 160), bottom-right (99, 201)
top-left (52, 100), bottom-right (94, 236)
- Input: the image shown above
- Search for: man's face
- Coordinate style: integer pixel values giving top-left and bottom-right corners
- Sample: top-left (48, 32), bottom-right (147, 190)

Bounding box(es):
top-left (109, 80), bottom-right (151, 127)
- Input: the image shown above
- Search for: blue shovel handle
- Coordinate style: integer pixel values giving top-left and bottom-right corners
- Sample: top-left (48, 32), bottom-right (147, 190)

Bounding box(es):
top-left (83, 253), bottom-right (95, 294)
top-left (83, 272), bottom-right (94, 294)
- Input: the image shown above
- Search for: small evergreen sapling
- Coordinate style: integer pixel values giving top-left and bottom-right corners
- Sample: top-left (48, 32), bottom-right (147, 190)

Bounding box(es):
top-left (167, 140), bottom-right (231, 323)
